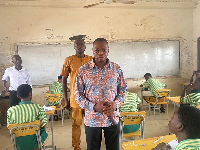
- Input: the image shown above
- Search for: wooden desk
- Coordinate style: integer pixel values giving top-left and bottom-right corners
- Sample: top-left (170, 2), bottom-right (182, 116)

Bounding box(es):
top-left (122, 134), bottom-right (176, 150)
top-left (45, 106), bottom-right (56, 150)
top-left (138, 86), bottom-right (150, 110)
top-left (167, 96), bottom-right (181, 112)
top-left (167, 96), bottom-right (200, 111)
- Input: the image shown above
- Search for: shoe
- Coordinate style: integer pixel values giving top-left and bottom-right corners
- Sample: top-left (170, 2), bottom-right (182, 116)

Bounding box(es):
top-left (160, 108), bottom-right (165, 113)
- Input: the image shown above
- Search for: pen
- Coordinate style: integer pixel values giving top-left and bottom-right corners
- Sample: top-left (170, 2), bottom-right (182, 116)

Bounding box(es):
top-left (154, 136), bottom-right (163, 143)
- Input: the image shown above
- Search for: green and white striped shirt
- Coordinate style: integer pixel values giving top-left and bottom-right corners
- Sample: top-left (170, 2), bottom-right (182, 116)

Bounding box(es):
top-left (175, 139), bottom-right (200, 150)
top-left (49, 81), bottom-right (63, 106)
top-left (143, 78), bottom-right (165, 97)
top-left (7, 101), bottom-right (47, 127)
top-left (119, 92), bottom-right (141, 112)
top-left (181, 93), bottom-right (200, 107)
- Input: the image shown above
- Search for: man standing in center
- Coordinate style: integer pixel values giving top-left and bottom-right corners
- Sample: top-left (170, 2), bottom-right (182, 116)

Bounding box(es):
top-left (60, 35), bottom-right (93, 150)
top-left (74, 38), bottom-right (127, 150)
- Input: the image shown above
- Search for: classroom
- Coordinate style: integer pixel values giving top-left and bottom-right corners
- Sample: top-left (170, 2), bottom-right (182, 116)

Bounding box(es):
top-left (0, 0), bottom-right (200, 150)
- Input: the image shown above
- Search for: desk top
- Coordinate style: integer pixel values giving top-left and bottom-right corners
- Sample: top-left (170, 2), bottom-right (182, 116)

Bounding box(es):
top-left (122, 134), bottom-right (176, 150)
top-left (179, 82), bottom-right (190, 86)
top-left (45, 106), bottom-right (56, 115)
top-left (167, 96), bottom-right (181, 104)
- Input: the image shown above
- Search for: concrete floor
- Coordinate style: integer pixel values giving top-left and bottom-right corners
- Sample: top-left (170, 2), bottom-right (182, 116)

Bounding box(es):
top-left (0, 104), bottom-right (175, 150)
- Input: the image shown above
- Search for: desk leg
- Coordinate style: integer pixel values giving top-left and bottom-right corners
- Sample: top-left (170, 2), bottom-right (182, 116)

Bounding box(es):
top-left (51, 115), bottom-right (55, 150)
top-left (141, 90), bottom-right (143, 111)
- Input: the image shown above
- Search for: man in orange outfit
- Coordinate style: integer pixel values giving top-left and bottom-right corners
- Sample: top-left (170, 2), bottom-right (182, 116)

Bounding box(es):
top-left (60, 35), bottom-right (93, 150)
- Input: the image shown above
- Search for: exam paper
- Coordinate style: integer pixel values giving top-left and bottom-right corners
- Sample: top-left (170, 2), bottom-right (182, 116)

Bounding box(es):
top-left (168, 139), bottom-right (178, 150)
top-left (43, 105), bottom-right (55, 112)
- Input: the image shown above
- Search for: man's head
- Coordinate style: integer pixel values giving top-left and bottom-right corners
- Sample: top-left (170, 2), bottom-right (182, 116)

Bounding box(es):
top-left (168, 105), bottom-right (200, 139)
top-left (58, 75), bottom-right (62, 83)
top-left (144, 73), bottom-right (152, 81)
top-left (17, 84), bottom-right (32, 100)
top-left (74, 39), bottom-right (86, 54)
top-left (92, 38), bottom-right (109, 63)
top-left (195, 70), bottom-right (200, 78)
top-left (12, 55), bottom-right (22, 68)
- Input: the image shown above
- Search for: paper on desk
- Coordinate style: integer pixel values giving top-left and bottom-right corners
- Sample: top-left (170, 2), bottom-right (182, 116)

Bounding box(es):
top-left (168, 139), bottom-right (178, 150)
top-left (43, 105), bottom-right (55, 112)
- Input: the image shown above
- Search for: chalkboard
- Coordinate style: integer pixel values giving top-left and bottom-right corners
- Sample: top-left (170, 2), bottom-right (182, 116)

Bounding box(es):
top-left (18, 40), bottom-right (180, 85)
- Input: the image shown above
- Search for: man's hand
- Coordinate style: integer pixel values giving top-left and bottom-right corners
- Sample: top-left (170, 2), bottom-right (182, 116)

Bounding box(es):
top-left (102, 101), bottom-right (117, 117)
top-left (94, 101), bottom-right (105, 114)
top-left (1, 90), bottom-right (6, 97)
top-left (64, 100), bottom-right (71, 111)
top-left (152, 142), bottom-right (171, 150)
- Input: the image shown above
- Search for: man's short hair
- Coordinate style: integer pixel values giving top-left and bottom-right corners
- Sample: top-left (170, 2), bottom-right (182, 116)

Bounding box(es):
top-left (93, 38), bottom-right (108, 45)
top-left (17, 84), bottom-right (32, 99)
top-left (58, 75), bottom-right (62, 80)
top-left (178, 105), bottom-right (200, 139)
top-left (144, 73), bottom-right (152, 77)
top-left (12, 55), bottom-right (21, 59)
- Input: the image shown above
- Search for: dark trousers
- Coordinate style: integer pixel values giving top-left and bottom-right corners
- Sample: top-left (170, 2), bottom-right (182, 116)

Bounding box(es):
top-left (9, 91), bottom-right (21, 107)
top-left (85, 123), bottom-right (120, 150)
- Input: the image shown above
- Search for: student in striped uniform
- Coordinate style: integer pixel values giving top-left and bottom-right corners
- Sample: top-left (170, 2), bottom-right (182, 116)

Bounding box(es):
top-left (48, 75), bottom-right (64, 120)
top-left (7, 84), bottom-right (48, 150)
top-left (152, 105), bottom-right (200, 150)
top-left (140, 73), bottom-right (166, 113)
top-left (181, 77), bottom-right (200, 107)
top-left (119, 92), bottom-right (141, 134)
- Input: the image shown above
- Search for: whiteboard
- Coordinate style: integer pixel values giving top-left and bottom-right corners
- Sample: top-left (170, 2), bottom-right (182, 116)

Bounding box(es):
top-left (18, 40), bottom-right (180, 85)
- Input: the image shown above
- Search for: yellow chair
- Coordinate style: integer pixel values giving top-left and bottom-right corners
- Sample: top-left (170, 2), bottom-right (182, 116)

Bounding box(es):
top-left (7, 120), bottom-right (43, 150)
top-left (146, 89), bottom-right (171, 120)
top-left (45, 93), bottom-right (69, 127)
top-left (119, 111), bottom-right (146, 149)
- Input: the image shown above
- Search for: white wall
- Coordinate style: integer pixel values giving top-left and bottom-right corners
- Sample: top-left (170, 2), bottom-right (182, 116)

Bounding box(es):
top-left (0, 1), bottom-right (195, 105)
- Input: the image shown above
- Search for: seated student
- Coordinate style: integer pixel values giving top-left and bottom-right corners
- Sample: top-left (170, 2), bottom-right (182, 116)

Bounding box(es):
top-left (48, 75), bottom-right (64, 120)
top-left (7, 84), bottom-right (48, 150)
top-left (190, 70), bottom-right (200, 87)
top-left (152, 105), bottom-right (200, 150)
top-left (140, 73), bottom-right (166, 113)
top-left (181, 77), bottom-right (200, 107)
top-left (119, 92), bottom-right (141, 134)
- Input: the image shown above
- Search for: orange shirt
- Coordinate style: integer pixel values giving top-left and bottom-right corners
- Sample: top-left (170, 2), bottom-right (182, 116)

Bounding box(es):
top-left (60, 55), bottom-right (93, 108)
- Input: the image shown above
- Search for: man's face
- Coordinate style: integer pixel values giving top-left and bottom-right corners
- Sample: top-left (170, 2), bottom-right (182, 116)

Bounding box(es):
top-left (93, 41), bottom-right (109, 63)
top-left (168, 111), bottom-right (182, 134)
top-left (145, 76), bottom-right (151, 81)
top-left (74, 39), bottom-right (86, 53)
top-left (12, 56), bottom-right (22, 68)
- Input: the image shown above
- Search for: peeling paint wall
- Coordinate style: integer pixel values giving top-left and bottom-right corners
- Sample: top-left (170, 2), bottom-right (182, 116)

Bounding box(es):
top-left (0, 3), bottom-right (195, 104)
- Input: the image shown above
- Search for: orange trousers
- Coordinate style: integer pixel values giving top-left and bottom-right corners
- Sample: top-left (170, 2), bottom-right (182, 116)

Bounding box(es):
top-left (72, 108), bottom-right (84, 150)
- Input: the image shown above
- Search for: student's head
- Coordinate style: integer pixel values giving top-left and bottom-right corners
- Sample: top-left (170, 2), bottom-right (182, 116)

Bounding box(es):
top-left (168, 106), bottom-right (200, 139)
top-left (12, 55), bottom-right (22, 68)
top-left (195, 70), bottom-right (200, 78)
top-left (144, 73), bottom-right (152, 81)
top-left (192, 77), bottom-right (200, 90)
top-left (58, 75), bottom-right (62, 83)
top-left (17, 84), bottom-right (32, 100)
top-left (93, 38), bottom-right (109, 63)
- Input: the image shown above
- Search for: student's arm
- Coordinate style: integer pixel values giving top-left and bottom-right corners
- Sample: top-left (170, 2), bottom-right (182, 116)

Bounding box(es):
top-left (26, 71), bottom-right (32, 87)
top-left (38, 106), bottom-right (48, 128)
top-left (181, 86), bottom-right (188, 98)
top-left (142, 81), bottom-right (149, 88)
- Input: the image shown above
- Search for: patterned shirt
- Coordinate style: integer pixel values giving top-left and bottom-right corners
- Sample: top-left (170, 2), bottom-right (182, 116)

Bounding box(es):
top-left (119, 92), bottom-right (141, 112)
top-left (7, 101), bottom-right (47, 127)
top-left (143, 78), bottom-right (165, 97)
top-left (181, 93), bottom-right (200, 107)
top-left (48, 81), bottom-right (63, 106)
top-left (175, 139), bottom-right (200, 150)
top-left (60, 55), bottom-right (93, 108)
top-left (2, 66), bottom-right (32, 91)
top-left (74, 59), bottom-right (127, 127)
